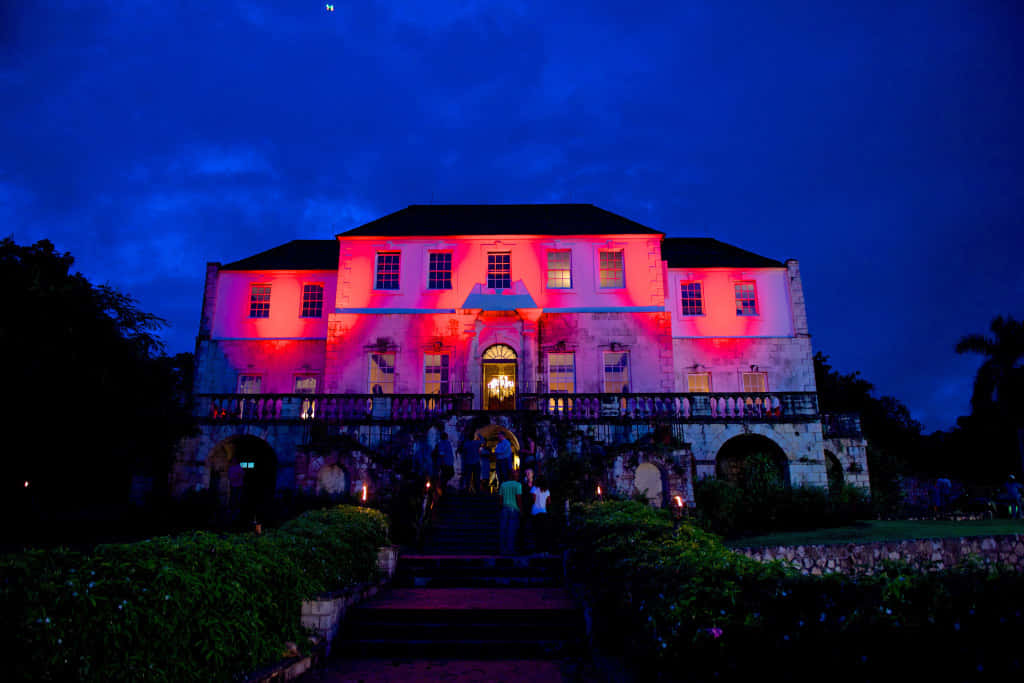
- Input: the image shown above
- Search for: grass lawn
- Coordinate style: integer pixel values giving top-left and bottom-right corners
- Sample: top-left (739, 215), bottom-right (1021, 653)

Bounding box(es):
top-left (725, 519), bottom-right (1024, 548)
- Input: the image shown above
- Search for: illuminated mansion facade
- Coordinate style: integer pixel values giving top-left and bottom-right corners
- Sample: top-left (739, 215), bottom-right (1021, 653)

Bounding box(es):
top-left (173, 204), bottom-right (868, 506)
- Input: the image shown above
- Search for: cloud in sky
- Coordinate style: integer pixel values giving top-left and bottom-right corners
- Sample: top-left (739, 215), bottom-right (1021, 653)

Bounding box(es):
top-left (1, 0), bottom-right (1022, 431)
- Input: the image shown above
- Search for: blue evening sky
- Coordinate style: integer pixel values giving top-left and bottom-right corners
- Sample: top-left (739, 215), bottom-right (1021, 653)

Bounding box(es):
top-left (2, 1), bottom-right (1021, 432)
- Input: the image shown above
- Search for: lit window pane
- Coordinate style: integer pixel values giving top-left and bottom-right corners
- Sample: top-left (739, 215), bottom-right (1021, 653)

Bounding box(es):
top-left (599, 251), bottom-right (624, 288)
top-left (547, 250), bottom-right (572, 289)
top-left (294, 375), bottom-right (318, 393)
top-left (603, 351), bottom-right (630, 392)
top-left (687, 372), bottom-right (711, 392)
top-left (238, 374), bottom-right (262, 394)
top-left (548, 352), bottom-right (575, 393)
top-left (249, 284), bottom-right (271, 318)
top-left (742, 372), bottom-right (767, 392)
top-left (424, 353), bottom-right (450, 394)
top-left (369, 352), bottom-right (395, 394)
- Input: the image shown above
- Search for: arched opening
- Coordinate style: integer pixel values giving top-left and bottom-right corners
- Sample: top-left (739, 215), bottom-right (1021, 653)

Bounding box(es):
top-left (715, 434), bottom-right (791, 493)
top-left (207, 435), bottom-right (278, 522)
top-left (824, 450), bottom-right (844, 494)
top-left (482, 344), bottom-right (517, 411)
top-left (634, 462), bottom-right (664, 507)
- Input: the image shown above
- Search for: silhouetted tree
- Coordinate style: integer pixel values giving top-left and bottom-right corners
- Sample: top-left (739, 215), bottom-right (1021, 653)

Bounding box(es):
top-left (955, 315), bottom-right (1024, 474)
top-left (0, 237), bottom-right (194, 515)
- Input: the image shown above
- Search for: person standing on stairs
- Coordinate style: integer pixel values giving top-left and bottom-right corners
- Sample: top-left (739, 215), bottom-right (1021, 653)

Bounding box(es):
top-left (498, 469), bottom-right (522, 555)
top-left (494, 432), bottom-right (513, 484)
top-left (435, 432), bottom-right (455, 494)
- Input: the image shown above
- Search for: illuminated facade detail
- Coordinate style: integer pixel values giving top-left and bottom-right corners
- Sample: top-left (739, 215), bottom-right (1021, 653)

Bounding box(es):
top-left (598, 250), bottom-right (625, 288)
top-left (375, 252), bottom-right (400, 290)
top-left (179, 205), bottom-right (871, 502)
top-left (301, 284), bottom-right (324, 318)
top-left (547, 250), bottom-right (572, 289)
top-left (369, 352), bottom-right (395, 394)
top-left (487, 252), bottom-right (511, 289)
top-left (680, 282), bottom-right (704, 316)
top-left (249, 284), bottom-right (271, 318)
top-left (424, 353), bottom-right (450, 394)
top-left (603, 351), bottom-right (630, 393)
top-left (687, 372), bottom-right (711, 393)
top-left (547, 352), bottom-right (575, 393)
top-left (428, 252), bottom-right (452, 290)
top-left (734, 282), bottom-right (758, 316)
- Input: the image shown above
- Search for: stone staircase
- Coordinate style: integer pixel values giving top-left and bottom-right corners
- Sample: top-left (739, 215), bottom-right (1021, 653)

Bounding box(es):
top-left (335, 493), bottom-right (584, 660)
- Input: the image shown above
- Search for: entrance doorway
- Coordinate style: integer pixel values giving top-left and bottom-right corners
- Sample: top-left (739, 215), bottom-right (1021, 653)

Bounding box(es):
top-left (482, 344), bottom-right (517, 411)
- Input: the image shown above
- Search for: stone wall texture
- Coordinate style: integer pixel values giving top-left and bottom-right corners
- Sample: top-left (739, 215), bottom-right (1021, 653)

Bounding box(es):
top-left (735, 535), bottom-right (1024, 575)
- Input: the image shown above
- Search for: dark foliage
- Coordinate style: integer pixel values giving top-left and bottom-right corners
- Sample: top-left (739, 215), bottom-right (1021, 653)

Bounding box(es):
top-left (0, 238), bottom-right (195, 523)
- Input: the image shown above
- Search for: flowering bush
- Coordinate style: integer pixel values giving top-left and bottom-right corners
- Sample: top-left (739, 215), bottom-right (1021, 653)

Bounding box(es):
top-left (1, 505), bottom-right (389, 682)
top-left (570, 501), bottom-right (1024, 681)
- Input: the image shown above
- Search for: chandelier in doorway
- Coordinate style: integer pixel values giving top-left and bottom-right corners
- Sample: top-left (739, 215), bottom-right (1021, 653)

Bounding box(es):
top-left (487, 374), bottom-right (515, 400)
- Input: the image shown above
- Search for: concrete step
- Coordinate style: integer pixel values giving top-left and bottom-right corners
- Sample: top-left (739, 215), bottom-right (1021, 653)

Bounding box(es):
top-left (395, 554), bottom-right (563, 587)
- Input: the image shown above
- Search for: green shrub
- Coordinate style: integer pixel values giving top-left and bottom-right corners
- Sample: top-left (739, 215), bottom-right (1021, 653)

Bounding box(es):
top-left (569, 500), bottom-right (1024, 681)
top-left (1, 505), bottom-right (389, 682)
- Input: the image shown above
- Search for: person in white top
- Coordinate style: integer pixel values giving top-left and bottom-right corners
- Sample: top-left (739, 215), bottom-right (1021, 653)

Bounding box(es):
top-left (531, 476), bottom-right (552, 553)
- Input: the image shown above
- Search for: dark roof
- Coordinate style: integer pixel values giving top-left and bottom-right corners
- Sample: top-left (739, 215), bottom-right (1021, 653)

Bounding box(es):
top-left (338, 204), bottom-right (663, 237)
top-left (221, 240), bottom-right (338, 271)
top-left (661, 237), bottom-right (785, 269)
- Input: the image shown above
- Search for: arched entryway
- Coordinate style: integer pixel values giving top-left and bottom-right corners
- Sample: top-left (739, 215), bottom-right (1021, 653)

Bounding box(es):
top-left (634, 462), bottom-right (665, 507)
top-left (715, 434), bottom-right (791, 492)
top-left (824, 450), bottom-right (844, 494)
top-left (482, 344), bottom-right (517, 411)
top-left (207, 435), bottom-right (278, 522)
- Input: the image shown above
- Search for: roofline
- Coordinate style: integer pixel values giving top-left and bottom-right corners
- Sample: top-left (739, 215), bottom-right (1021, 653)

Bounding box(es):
top-left (334, 232), bottom-right (664, 240)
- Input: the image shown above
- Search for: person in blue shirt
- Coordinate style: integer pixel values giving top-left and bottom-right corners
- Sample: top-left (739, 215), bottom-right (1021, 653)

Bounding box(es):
top-left (493, 432), bottom-right (513, 484)
top-left (459, 435), bottom-right (484, 494)
top-left (435, 432), bottom-right (455, 493)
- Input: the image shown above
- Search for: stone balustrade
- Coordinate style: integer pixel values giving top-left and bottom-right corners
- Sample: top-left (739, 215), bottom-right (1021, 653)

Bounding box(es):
top-left (198, 393), bottom-right (473, 423)
top-left (518, 391), bottom-right (819, 422)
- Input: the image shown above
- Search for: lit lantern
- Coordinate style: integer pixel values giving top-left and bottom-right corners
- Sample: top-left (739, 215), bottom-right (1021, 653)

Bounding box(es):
top-left (24, 481), bottom-right (29, 488)
top-left (674, 495), bottom-right (684, 508)
top-left (361, 484), bottom-right (368, 502)
top-left (596, 484), bottom-right (602, 497)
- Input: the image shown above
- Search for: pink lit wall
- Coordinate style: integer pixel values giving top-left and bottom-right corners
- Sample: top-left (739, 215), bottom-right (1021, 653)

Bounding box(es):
top-left (210, 269), bottom-right (337, 340)
top-left (665, 267), bottom-right (794, 338)
top-left (335, 235), bottom-right (665, 311)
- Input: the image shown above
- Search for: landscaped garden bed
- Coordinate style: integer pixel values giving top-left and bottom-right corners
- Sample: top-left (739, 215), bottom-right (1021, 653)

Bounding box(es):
top-left (1, 505), bottom-right (389, 682)
top-left (569, 501), bottom-right (1024, 682)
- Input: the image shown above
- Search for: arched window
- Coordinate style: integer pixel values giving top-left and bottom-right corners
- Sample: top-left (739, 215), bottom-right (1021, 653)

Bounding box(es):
top-left (482, 344), bottom-right (517, 361)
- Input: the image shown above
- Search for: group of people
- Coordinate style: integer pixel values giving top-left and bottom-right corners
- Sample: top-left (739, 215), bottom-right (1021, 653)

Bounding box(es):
top-left (497, 466), bottom-right (552, 555)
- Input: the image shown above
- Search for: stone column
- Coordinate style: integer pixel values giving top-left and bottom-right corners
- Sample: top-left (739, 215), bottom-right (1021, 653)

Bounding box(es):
top-left (518, 308), bottom-right (542, 393)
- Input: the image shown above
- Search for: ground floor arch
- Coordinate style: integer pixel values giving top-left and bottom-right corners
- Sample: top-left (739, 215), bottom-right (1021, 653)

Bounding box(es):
top-left (715, 433), bottom-right (791, 491)
top-left (482, 344), bottom-right (517, 411)
top-left (207, 434), bottom-right (278, 521)
top-left (634, 462), bottom-right (665, 506)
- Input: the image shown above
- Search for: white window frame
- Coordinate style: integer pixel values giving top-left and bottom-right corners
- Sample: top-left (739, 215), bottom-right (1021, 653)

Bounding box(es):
top-left (680, 281), bottom-right (704, 316)
top-left (427, 251), bottom-right (453, 290)
top-left (300, 283), bottom-right (324, 318)
top-left (293, 374), bottom-right (319, 394)
top-left (487, 251), bottom-right (511, 290)
top-left (547, 352), bottom-right (576, 393)
top-left (602, 351), bottom-right (630, 393)
top-left (423, 353), bottom-right (450, 395)
top-left (368, 352), bottom-right (396, 394)
top-left (238, 374), bottom-right (263, 394)
top-left (546, 250), bottom-right (573, 289)
top-left (741, 372), bottom-right (768, 392)
top-left (735, 281), bottom-right (759, 316)
top-left (374, 251), bottom-right (401, 291)
top-left (598, 249), bottom-right (625, 289)
top-left (248, 284), bottom-right (271, 318)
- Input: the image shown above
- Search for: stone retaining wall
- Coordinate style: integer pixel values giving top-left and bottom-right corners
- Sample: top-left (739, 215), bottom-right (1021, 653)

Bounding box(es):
top-left (735, 535), bottom-right (1024, 575)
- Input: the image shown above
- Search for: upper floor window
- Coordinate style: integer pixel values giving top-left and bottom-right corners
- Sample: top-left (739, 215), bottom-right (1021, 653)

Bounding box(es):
top-left (424, 353), bottom-right (450, 394)
top-left (375, 252), bottom-right (400, 290)
top-left (599, 250), bottom-right (625, 288)
top-left (249, 284), bottom-right (271, 318)
top-left (369, 352), bottom-right (395, 394)
top-left (293, 374), bottom-right (318, 394)
top-left (603, 351), bottom-right (630, 393)
top-left (735, 282), bottom-right (758, 316)
top-left (547, 250), bottom-right (572, 289)
top-left (428, 252), bottom-right (452, 290)
top-left (301, 284), bottom-right (324, 318)
top-left (680, 282), bottom-right (704, 316)
top-left (548, 352), bottom-right (575, 393)
top-left (487, 251), bottom-right (511, 289)
top-left (687, 372), bottom-right (711, 393)
top-left (742, 372), bottom-right (767, 392)
top-left (238, 374), bottom-right (262, 394)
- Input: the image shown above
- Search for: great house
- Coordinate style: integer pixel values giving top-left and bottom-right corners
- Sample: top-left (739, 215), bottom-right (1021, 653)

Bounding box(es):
top-left (173, 204), bottom-right (868, 510)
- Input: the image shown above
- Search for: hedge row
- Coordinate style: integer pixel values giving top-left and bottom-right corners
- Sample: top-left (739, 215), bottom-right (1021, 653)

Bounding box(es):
top-left (1, 505), bottom-right (389, 682)
top-left (569, 501), bottom-right (1024, 682)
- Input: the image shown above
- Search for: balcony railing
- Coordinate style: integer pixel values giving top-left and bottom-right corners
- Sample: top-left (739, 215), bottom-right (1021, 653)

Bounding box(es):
top-left (518, 392), bottom-right (819, 421)
top-left (198, 393), bottom-right (473, 423)
top-left (195, 391), bottom-right (819, 424)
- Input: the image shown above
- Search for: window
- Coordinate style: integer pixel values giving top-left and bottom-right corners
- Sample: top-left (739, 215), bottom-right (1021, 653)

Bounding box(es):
top-left (548, 352), bottom-right (575, 393)
top-left (680, 282), bottom-right (704, 316)
top-left (375, 252), bottom-right (400, 290)
top-left (249, 284), bottom-right (271, 318)
top-left (369, 352), bottom-right (395, 394)
top-left (599, 250), bottom-right (625, 288)
top-left (301, 284), bottom-right (324, 318)
top-left (428, 252), bottom-right (452, 290)
top-left (238, 374), bottom-right (262, 394)
top-left (735, 282), bottom-right (758, 316)
top-left (742, 372), bottom-right (767, 392)
top-left (294, 375), bottom-right (318, 394)
top-left (687, 372), bottom-right (711, 393)
top-left (487, 252), bottom-right (511, 289)
top-left (423, 353), bottom-right (450, 394)
top-left (547, 250), bottom-right (572, 289)
top-left (603, 351), bottom-right (630, 393)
